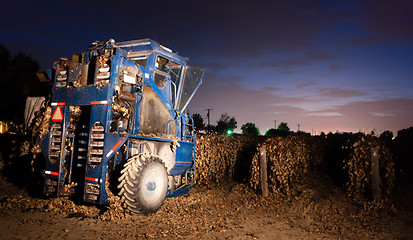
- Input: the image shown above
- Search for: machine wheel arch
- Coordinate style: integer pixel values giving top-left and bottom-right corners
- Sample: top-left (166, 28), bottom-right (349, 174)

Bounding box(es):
top-left (117, 153), bottom-right (168, 215)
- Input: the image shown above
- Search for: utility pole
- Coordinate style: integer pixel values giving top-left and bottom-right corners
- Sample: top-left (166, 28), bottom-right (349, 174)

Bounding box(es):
top-left (274, 120), bottom-right (277, 129)
top-left (298, 124), bottom-right (300, 132)
top-left (206, 108), bottom-right (212, 126)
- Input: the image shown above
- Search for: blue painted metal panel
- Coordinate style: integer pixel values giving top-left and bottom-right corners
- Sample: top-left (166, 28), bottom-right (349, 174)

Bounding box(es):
top-left (89, 105), bottom-right (108, 131)
top-left (167, 187), bottom-right (189, 197)
top-left (169, 141), bottom-right (194, 175)
top-left (84, 135), bottom-right (125, 179)
top-left (101, 133), bottom-right (129, 165)
top-left (99, 164), bottom-right (109, 203)
top-left (116, 39), bottom-right (188, 66)
top-left (52, 86), bottom-right (109, 105)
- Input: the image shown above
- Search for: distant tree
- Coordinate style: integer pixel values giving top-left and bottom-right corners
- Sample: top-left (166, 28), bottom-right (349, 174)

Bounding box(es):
top-left (206, 124), bottom-right (215, 132)
top-left (393, 127), bottom-right (413, 182)
top-left (277, 122), bottom-right (290, 132)
top-left (215, 113), bottom-right (237, 134)
top-left (265, 128), bottom-right (277, 137)
top-left (192, 113), bottom-right (205, 130)
top-left (241, 122), bottom-right (260, 136)
top-left (265, 128), bottom-right (290, 137)
top-left (379, 130), bottom-right (393, 141)
top-left (0, 45), bottom-right (48, 122)
top-left (295, 130), bottom-right (311, 136)
top-left (0, 44), bottom-right (11, 79)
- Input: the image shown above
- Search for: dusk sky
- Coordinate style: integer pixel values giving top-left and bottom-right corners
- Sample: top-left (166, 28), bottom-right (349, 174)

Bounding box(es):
top-left (2, 0), bottom-right (412, 135)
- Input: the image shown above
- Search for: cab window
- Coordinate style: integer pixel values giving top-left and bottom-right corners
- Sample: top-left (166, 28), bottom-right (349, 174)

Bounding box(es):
top-left (155, 55), bottom-right (170, 73)
top-left (154, 73), bottom-right (168, 89)
top-left (170, 62), bottom-right (182, 106)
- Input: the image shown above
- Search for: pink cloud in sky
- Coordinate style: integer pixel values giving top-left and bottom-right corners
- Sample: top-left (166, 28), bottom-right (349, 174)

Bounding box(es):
top-left (190, 82), bottom-right (413, 135)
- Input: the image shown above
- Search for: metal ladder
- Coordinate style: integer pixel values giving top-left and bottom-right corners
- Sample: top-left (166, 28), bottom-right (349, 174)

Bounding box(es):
top-left (181, 114), bottom-right (195, 142)
top-left (183, 114), bottom-right (196, 186)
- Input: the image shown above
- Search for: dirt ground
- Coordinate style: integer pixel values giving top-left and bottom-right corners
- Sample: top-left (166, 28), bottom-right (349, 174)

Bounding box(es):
top-left (1, 173), bottom-right (413, 240)
top-left (0, 134), bottom-right (412, 240)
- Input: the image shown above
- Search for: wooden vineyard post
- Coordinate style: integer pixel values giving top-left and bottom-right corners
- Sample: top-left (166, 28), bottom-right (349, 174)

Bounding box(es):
top-left (371, 147), bottom-right (381, 200)
top-left (259, 146), bottom-right (269, 197)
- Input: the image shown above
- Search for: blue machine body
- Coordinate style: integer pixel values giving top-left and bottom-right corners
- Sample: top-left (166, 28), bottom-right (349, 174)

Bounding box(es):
top-left (40, 39), bottom-right (204, 203)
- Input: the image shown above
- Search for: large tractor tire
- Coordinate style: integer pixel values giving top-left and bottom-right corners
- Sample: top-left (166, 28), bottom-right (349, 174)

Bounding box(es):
top-left (118, 153), bottom-right (168, 214)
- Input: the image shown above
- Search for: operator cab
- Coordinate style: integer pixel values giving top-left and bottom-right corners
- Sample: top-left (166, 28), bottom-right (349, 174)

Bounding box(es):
top-left (116, 39), bottom-right (204, 113)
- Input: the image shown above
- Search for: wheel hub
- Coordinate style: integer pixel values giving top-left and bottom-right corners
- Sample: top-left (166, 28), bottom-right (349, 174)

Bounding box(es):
top-left (142, 169), bottom-right (164, 202)
top-left (147, 181), bottom-right (156, 191)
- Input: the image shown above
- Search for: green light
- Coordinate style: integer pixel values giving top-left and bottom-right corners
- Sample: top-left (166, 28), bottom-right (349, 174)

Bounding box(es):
top-left (227, 129), bottom-right (233, 135)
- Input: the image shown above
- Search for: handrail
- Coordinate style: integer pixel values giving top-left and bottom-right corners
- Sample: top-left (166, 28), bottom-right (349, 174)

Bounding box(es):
top-left (166, 110), bottom-right (195, 142)
top-left (181, 114), bottom-right (195, 142)
top-left (167, 109), bottom-right (181, 135)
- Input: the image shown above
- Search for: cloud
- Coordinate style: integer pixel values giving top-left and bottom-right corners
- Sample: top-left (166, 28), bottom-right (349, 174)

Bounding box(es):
top-left (296, 81), bottom-right (317, 89)
top-left (316, 88), bottom-right (368, 98)
top-left (314, 98), bottom-right (413, 132)
top-left (370, 112), bottom-right (395, 117)
top-left (335, 98), bottom-right (413, 115)
top-left (360, 0), bottom-right (413, 40)
top-left (189, 79), bottom-right (309, 127)
top-left (202, 71), bottom-right (245, 87)
top-left (262, 86), bottom-right (282, 92)
top-left (347, 37), bottom-right (386, 46)
top-left (329, 64), bottom-right (345, 72)
top-left (305, 112), bottom-right (344, 117)
top-left (172, 0), bottom-right (337, 58)
top-left (283, 98), bottom-right (413, 134)
top-left (202, 62), bottom-right (228, 73)
top-left (191, 75), bottom-right (413, 135)
top-left (260, 51), bottom-right (337, 68)
top-left (192, 81), bottom-right (307, 113)
top-left (278, 70), bottom-right (296, 75)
